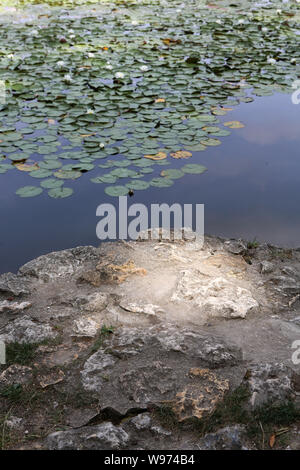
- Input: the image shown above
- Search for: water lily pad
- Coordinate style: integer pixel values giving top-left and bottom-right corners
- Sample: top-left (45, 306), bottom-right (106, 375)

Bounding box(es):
top-left (105, 185), bottom-right (129, 197)
top-left (15, 162), bottom-right (39, 172)
top-left (91, 174), bottom-right (117, 184)
top-left (39, 160), bottom-right (62, 170)
top-left (53, 170), bottom-right (82, 180)
top-left (150, 177), bottom-right (174, 188)
top-left (40, 178), bottom-right (64, 189)
top-left (144, 152), bottom-right (167, 161)
top-left (126, 180), bottom-right (150, 190)
top-left (181, 164), bottom-right (207, 174)
top-left (200, 138), bottom-right (221, 146)
top-left (30, 169), bottom-right (53, 179)
top-left (110, 168), bottom-right (138, 178)
top-left (48, 187), bottom-right (73, 199)
top-left (16, 186), bottom-right (43, 198)
top-left (223, 121), bottom-right (245, 129)
top-left (160, 169), bottom-right (184, 179)
top-left (170, 150), bottom-right (192, 159)
top-left (0, 164), bottom-right (13, 174)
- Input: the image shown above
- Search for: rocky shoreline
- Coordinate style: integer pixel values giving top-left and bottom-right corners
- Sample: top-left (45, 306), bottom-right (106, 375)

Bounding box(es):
top-left (0, 233), bottom-right (300, 450)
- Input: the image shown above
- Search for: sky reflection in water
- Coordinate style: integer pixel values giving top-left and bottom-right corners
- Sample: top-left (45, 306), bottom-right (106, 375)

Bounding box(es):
top-left (0, 92), bottom-right (300, 273)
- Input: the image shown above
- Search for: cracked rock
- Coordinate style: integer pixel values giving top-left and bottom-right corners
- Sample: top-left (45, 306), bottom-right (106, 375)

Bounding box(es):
top-left (119, 300), bottom-right (165, 316)
top-left (18, 246), bottom-right (99, 281)
top-left (0, 365), bottom-right (33, 387)
top-left (45, 422), bottom-right (129, 450)
top-left (80, 325), bottom-right (242, 415)
top-left (246, 363), bottom-right (294, 409)
top-left (197, 425), bottom-right (252, 450)
top-left (172, 270), bottom-right (258, 319)
top-left (0, 272), bottom-right (31, 296)
top-left (72, 318), bottom-right (99, 337)
top-left (0, 315), bottom-right (57, 344)
top-left (0, 300), bottom-right (31, 315)
top-left (260, 261), bottom-right (274, 274)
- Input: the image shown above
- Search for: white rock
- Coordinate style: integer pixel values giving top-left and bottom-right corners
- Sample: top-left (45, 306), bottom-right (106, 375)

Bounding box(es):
top-left (172, 270), bottom-right (258, 319)
top-left (0, 300), bottom-right (31, 314)
top-left (119, 300), bottom-right (164, 316)
top-left (72, 318), bottom-right (99, 337)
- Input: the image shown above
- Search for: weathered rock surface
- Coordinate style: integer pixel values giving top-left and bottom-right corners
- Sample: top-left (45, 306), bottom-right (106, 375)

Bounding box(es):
top-left (18, 246), bottom-right (99, 282)
top-left (46, 422), bottom-right (130, 450)
top-left (0, 315), bottom-right (57, 344)
top-left (0, 365), bottom-right (33, 387)
top-left (247, 363), bottom-right (295, 409)
top-left (0, 272), bottom-right (31, 296)
top-left (79, 324), bottom-right (243, 418)
top-left (0, 300), bottom-right (31, 315)
top-left (197, 425), bottom-right (253, 450)
top-left (1, 234), bottom-right (300, 450)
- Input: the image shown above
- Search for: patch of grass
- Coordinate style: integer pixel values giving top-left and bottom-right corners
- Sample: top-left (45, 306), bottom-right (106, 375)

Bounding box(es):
top-left (247, 238), bottom-right (259, 249)
top-left (0, 409), bottom-right (13, 451)
top-left (4, 337), bottom-right (63, 367)
top-left (91, 325), bottom-right (115, 352)
top-left (254, 401), bottom-right (300, 427)
top-left (152, 404), bottom-right (179, 428)
top-left (269, 247), bottom-right (293, 261)
top-left (0, 384), bottom-right (24, 402)
top-left (152, 386), bottom-right (300, 449)
top-left (247, 400), bottom-right (300, 448)
top-left (6, 342), bottom-right (38, 366)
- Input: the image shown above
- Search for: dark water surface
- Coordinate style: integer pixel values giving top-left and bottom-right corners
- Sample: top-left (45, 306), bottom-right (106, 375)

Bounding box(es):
top-left (1, 92), bottom-right (300, 274)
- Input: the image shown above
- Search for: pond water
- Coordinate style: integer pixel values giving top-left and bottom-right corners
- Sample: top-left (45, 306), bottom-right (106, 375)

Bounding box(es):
top-left (1, 91), bottom-right (300, 274)
top-left (0, 0), bottom-right (300, 273)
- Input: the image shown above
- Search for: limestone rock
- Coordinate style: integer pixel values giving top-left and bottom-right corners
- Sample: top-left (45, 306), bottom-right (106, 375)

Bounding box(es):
top-left (45, 422), bottom-right (129, 450)
top-left (260, 261), bottom-right (274, 274)
top-left (83, 292), bottom-right (109, 312)
top-left (0, 272), bottom-right (30, 296)
top-left (197, 425), bottom-right (252, 450)
top-left (119, 300), bottom-right (165, 316)
top-left (0, 300), bottom-right (31, 314)
top-left (72, 318), bottom-right (99, 337)
top-left (224, 239), bottom-right (247, 255)
top-left (4, 416), bottom-right (23, 430)
top-left (81, 350), bottom-right (116, 391)
top-left (172, 368), bottom-right (229, 421)
top-left (0, 365), bottom-right (33, 387)
top-left (246, 363), bottom-right (294, 409)
top-left (0, 315), bottom-right (57, 344)
top-left (172, 270), bottom-right (258, 319)
top-left (19, 246), bottom-right (99, 281)
top-left (80, 325), bottom-right (242, 415)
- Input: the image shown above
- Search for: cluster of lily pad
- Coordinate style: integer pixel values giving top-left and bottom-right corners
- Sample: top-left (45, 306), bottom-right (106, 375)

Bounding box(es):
top-left (0, 0), bottom-right (299, 198)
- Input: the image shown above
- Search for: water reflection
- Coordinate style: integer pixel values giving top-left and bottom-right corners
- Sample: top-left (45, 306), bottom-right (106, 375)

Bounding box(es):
top-left (0, 92), bottom-right (300, 273)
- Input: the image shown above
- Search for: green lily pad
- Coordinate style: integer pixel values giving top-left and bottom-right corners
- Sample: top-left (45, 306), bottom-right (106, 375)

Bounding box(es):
top-left (200, 138), bottom-right (221, 146)
top-left (105, 185), bottom-right (129, 197)
top-left (48, 187), bottom-right (74, 199)
top-left (39, 160), bottom-right (62, 170)
top-left (16, 186), bottom-right (43, 198)
top-left (110, 168), bottom-right (139, 178)
top-left (160, 169), bottom-right (184, 179)
top-left (126, 180), bottom-right (150, 190)
top-left (29, 169), bottom-right (53, 178)
top-left (181, 164), bottom-right (207, 174)
top-left (53, 170), bottom-right (82, 180)
top-left (150, 177), bottom-right (174, 188)
top-left (40, 178), bottom-right (64, 189)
